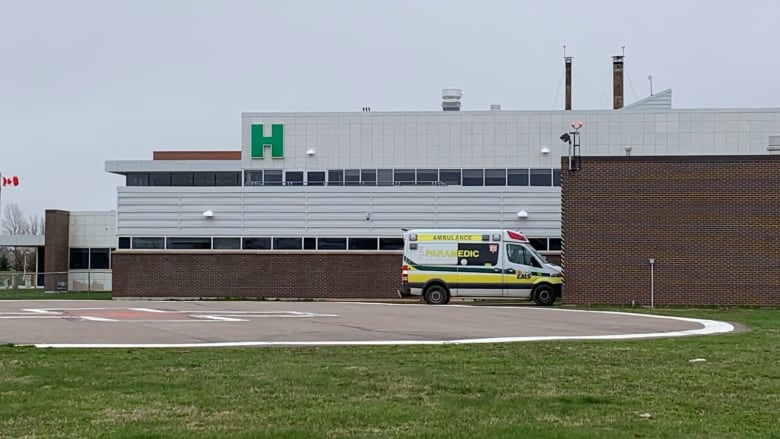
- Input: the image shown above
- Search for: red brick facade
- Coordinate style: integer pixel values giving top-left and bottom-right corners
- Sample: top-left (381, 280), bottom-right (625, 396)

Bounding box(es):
top-left (561, 155), bottom-right (780, 306)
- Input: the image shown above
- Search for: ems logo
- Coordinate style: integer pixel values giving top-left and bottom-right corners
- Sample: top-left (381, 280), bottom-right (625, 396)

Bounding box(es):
top-left (251, 124), bottom-right (284, 158)
top-left (489, 245), bottom-right (498, 253)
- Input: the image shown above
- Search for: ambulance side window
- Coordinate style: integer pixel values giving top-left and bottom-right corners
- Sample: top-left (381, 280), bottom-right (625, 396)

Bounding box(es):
top-left (506, 244), bottom-right (542, 268)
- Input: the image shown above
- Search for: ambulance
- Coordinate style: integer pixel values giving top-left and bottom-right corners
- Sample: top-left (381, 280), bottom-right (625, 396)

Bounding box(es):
top-left (400, 229), bottom-right (562, 305)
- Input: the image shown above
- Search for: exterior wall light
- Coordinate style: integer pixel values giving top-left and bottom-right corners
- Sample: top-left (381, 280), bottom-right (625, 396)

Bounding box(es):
top-left (306, 149), bottom-right (316, 156)
top-left (202, 210), bottom-right (215, 218)
top-left (541, 147), bottom-right (550, 154)
top-left (517, 210), bottom-right (528, 218)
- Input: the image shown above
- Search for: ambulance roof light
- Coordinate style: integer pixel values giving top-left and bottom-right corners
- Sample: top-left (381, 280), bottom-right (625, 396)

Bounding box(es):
top-left (506, 230), bottom-right (528, 242)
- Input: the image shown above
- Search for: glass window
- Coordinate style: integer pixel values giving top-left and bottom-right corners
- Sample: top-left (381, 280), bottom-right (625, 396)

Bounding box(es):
top-left (328, 170), bottom-right (344, 186)
top-left (166, 237), bottom-right (211, 250)
top-left (416, 169), bottom-right (438, 185)
top-left (553, 169), bottom-right (562, 187)
top-left (215, 172), bottom-right (240, 186)
top-left (69, 248), bottom-right (89, 269)
top-left (307, 171), bottom-right (325, 186)
top-left (126, 173), bottom-right (149, 186)
top-left (549, 238), bottom-right (562, 251)
top-left (194, 172), bottom-right (216, 186)
top-left (172, 172), bottom-right (194, 186)
top-left (264, 170), bottom-right (283, 186)
top-left (273, 237), bottom-right (302, 250)
top-left (149, 173), bottom-right (172, 186)
top-left (213, 237), bottom-right (241, 249)
top-left (393, 169), bottom-right (415, 185)
top-left (529, 238), bottom-right (548, 251)
top-left (377, 169), bottom-right (393, 186)
top-left (285, 171), bottom-right (304, 186)
top-left (361, 169), bottom-right (377, 186)
top-left (317, 237), bottom-right (347, 250)
top-left (132, 237), bottom-right (164, 249)
top-left (243, 237), bottom-right (272, 249)
top-left (508, 169), bottom-right (529, 186)
top-left (530, 169), bottom-right (552, 186)
top-left (90, 248), bottom-right (111, 269)
top-left (485, 169), bottom-right (507, 186)
top-left (379, 237), bottom-right (404, 250)
top-left (245, 170), bottom-right (263, 186)
top-left (439, 169), bottom-right (461, 185)
top-left (462, 169), bottom-right (484, 186)
top-left (348, 238), bottom-right (378, 250)
top-left (303, 237), bottom-right (317, 250)
top-left (345, 169), bottom-right (360, 186)
top-left (506, 244), bottom-right (541, 267)
top-left (118, 237), bottom-right (131, 249)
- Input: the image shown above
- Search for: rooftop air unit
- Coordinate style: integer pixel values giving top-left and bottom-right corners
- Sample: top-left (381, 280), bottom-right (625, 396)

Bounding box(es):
top-left (442, 88), bottom-right (462, 111)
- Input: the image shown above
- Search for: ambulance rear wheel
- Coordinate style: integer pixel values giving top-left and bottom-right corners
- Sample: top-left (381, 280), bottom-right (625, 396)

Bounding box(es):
top-left (533, 284), bottom-right (556, 306)
top-left (424, 284), bottom-right (450, 305)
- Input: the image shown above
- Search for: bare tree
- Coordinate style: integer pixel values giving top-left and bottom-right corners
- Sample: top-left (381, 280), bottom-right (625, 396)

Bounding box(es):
top-left (1, 203), bottom-right (29, 235)
top-left (28, 213), bottom-right (44, 235)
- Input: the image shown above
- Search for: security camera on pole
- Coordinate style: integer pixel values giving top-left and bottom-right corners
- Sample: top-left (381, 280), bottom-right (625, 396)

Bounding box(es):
top-left (559, 121), bottom-right (583, 171)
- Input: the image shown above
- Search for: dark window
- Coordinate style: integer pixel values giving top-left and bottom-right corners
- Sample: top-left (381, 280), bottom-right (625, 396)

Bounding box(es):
top-left (245, 170), bottom-right (263, 186)
top-left (393, 169), bottom-right (415, 185)
top-left (485, 169), bottom-right (507, 186)
top-left (69, 248), bottom-right (89, 269)
top-left (379, 237), bottom-right (404, 250)
top-left (328, 170), bottom-right (344, 186)
top-left (264, 170), bottom-right (283, 185)
top-left (118, 237), bottom-right (131, 249)
top-left (126, 173), bottom-right (149, 186)
top-left (348, 238), bottom-right (378, 250)
top-left (132, 237), bottom-right (164, 249)
top-left (172, 172), bottom-right (194, 186)
top-left (215, 172), bottom-right (239, 186)
top-left (345, 169), bottom-right (360, 186)
top-left (194, 172), bottom-right (216, 186)
top-left (213, 237), bottom-right (241, 249)
top-left (273, 237), bottom-right (302, 250)
top-left (149, 173), bottom-right (172, 186)
top-left (303, 237), bottom-right (317, 250)
top-left (243, 237), bottom-right (271, 249)
top-left (553, 169), bottom-right (561, 187)
top-left (90, 248), bottom-right (111, 269)
top-left (439, 169), bottom-right (461, 185)
top-left (462, 169), bottom-right (484, 186)
top-left (317, 237), bottom-right (347, 250)
top-left (530, 169), bottom-right (552, 186)
top-left (416, 169), bottom-right (438, 185)
top-left (285, 171), bottom-right (304, 186)
top-left (361, 169), bottom-right (377, 186)
top-left (508, 169), bottom-right (529, 186)
top-left (549, 238), bottom-right (562, 251)
top-left (377, 169), bottom-right (393, 186)
top-left (307, 171), bottom-right (325, 186)
top-left (166, 237), bottom-right (211, 249)
top-left (506, 244), bottom-right (542, 268)
top-left (529, 238), bottom-right (548, 251)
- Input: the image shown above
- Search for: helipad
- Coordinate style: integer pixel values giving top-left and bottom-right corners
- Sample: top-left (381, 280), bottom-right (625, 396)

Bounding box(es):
top-left (0, 300), bottom-right (734, 348)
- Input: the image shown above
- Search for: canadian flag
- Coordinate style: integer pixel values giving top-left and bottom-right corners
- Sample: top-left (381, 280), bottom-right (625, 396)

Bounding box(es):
top-left (2, 176), bottom-right (20, 187)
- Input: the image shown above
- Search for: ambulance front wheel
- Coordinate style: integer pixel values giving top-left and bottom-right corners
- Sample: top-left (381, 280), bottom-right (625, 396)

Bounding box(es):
top-left (533, 284), bottom-right (556, 306)
top-left (423, 284), bottom-right (450, 305)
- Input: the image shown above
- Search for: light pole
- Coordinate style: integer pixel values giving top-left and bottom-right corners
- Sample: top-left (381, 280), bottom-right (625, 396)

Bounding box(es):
top-left (559, 121), bottom-right (583, 171)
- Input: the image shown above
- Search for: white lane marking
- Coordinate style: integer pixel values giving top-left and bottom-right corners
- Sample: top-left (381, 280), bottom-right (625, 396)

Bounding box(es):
top-left (129, 308), bottom-right (173, 313)
top-left (79, 316), bottom-right (117, 322)
top-left (194, 315), bottom-right (245, 322)
top-left (0, 316), bottom-right (64, 319)
top-left (22, 308), bottom-right (60, 314)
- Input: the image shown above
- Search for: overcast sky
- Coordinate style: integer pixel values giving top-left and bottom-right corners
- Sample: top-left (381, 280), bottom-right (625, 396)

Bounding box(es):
top-left (1, 0), bottom-right (778, 220)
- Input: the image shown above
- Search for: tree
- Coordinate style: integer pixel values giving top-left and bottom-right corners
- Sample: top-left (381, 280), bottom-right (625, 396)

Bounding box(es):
top-left (0, 253), bottom-right (10, 271)
top-left (1, 203), bottom-right (29, 235)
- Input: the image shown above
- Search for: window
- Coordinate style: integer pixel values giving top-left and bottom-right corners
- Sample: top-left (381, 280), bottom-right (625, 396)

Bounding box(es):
top-left (508, 169), bottom-right (529, 186)
top-left (361, 169), bottom-right (377, 186)
top-left (245, 170), bottom-right (263, 186)
top-left (90, 248), bottom-right (111, 269)
top-left (553, 169), bottom-right (562, 187)
top-left (462, 169), bottom-right (484, 186)
top-left (307, 171), bottom-right (325, 186)
top-left (172, 172), bottom-right (194, 186)
top-left (213, 238), bottom-right (241, 249)
top-left (118, 237), bottom-right (131, 249)
top-left (348, 238), bottom-right (378, 250)
top-left (439, 169), bottom-right (461, 185)
top-left (485, 169), bottom-right (507, 186)
top-left (328, 170), bottom-right (344, 186)
top-left (303, 237), bottom-right (317, 250)
top-left (194, 172), bottom-right (216, 186)
top-left (166, 237), bottom-right (211, 249)
top-left (132, 237), bottom-right (164, 249)
top-left (377, 169), bottom-right (393, 186)
top-left (549, 238), bottom-right (562, 251)
top-left (126, 173), bottom-right (149, 186)
top-left (379, 237), bottom-right (404, 250)
top-left (274, 237), bottom-right (302, 250)
top-left (345, 169), bottom-right (360, 186)
top-left (416, 169), bottom-right (438, 185)
top-left (69, 248), bottom-right (89, 269)
top-left (506, 244), bottom-right (541, 267)
top-left (285, 171), bottom-right (304, 186)
top-left (530, 169), bottom-right (552, 186)
top-left (317, 237), bottom-right (347, 250)
top-left (149, 173), bottom-right (172, 186)
top-left (529, 238), bottom-right (548, 251)
top-left (393, 169), bottom-right (415, 185)
top-left (264, 170), bottom-right (283, 185)
top-left (243, 237), bottom-right (271, 249)
top-left (215, 172), bottom-right (240, 186)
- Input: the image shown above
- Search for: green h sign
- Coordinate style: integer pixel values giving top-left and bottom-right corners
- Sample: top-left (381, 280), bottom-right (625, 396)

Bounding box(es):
top-left (251, 124), bottom-right (284, 158)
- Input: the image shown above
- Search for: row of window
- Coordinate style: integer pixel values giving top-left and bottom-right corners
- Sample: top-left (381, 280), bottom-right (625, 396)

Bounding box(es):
top-left (69, 248), bottom-right (113, 270)
top-left (126, 168), bottom-right (562, 187)
top-left (118, 236), bottom-right (562, 251)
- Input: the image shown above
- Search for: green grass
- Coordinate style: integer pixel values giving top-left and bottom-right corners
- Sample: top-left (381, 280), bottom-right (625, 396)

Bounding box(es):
top-left (0, 289), bottom-right (112, 300)
top-left (0, 308), bottom-right (778, 438)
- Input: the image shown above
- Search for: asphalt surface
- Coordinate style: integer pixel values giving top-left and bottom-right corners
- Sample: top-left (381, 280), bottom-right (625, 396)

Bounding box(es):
top-left (0, 300), bottom-right (734, 348)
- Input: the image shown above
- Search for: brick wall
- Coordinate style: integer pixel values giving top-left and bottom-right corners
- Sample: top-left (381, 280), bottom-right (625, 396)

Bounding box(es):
top-left (44, 210), bottom-right (69, 291)
top-left (112, 251), bottom-right (403, 298)
top-left (561, 155), bottom-right (780, 306)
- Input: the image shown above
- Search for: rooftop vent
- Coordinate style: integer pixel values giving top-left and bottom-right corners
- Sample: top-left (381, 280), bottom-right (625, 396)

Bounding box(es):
top-left (442, 88), bottom-right (462, 111)
top-left (490, 104), bottom-right (502, 111)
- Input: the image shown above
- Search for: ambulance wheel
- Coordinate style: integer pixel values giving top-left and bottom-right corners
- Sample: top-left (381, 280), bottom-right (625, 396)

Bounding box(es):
top-left (424, 284), bottom-right (450, 305)
top-left (533, 284), bottom-right (556, 306)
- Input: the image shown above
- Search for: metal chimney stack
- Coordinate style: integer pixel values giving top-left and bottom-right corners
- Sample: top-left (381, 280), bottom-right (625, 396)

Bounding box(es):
top-left (612, 55), bottom-right (624, 109)
top-left (565, 57), bottom-right (572, 110)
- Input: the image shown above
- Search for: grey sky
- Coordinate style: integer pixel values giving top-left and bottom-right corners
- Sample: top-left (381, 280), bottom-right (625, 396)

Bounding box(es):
top-left (1, 0), bottom-right (778, 219)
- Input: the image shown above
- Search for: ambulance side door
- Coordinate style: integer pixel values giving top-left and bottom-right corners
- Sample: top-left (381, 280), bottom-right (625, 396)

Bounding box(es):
top-left (455, 242), bottom-right (502, 297)
top-left (501, 243), bottom-right (538, 298)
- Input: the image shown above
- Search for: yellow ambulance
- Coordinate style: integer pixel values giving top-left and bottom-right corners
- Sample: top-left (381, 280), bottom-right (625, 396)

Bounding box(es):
top-left (400, 229), bottom-right (562, 305)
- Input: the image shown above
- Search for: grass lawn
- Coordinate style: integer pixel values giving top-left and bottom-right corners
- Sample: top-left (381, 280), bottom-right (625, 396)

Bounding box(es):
top-left (0, 290), bottom-right (112, 300)
top-left (0, 307), bottom-right (778, 438)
